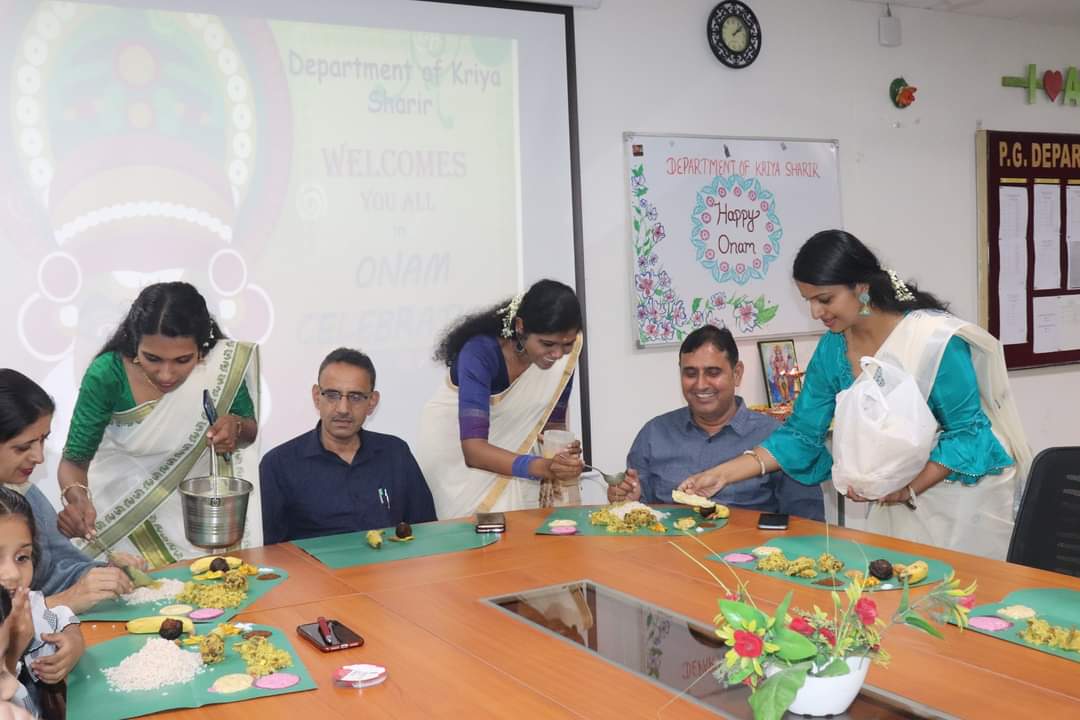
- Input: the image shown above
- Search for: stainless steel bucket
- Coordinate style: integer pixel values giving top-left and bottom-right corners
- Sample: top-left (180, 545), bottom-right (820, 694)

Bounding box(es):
top-left (179, 475), bottom-right (252, 549)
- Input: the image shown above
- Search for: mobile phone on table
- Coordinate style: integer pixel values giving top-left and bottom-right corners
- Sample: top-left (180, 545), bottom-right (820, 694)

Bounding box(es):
top-left (475, 511), bottom-right (506, 534)
top-left (297, 618), bottom-right (364, 652)
top-left (757, 512), bottom-right (789, 531)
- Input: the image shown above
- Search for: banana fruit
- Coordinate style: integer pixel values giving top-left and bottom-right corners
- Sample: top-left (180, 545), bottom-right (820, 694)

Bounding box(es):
top-left (900, 560), bottom-right (929, 584)
top-left (366, 530), bottom-right (383, 549)
top-left (189, 555), bottom-right (243, 575)
top-left (126, 616), bottom-right (195, 635)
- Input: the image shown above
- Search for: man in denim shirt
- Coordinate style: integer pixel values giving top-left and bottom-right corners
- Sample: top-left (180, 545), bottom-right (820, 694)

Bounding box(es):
top-left (608, 325), bottom-right (823, 520)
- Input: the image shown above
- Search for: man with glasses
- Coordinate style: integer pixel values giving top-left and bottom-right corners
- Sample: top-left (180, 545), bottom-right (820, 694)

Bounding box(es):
top-left (260, 347), bottom-right (436, 544)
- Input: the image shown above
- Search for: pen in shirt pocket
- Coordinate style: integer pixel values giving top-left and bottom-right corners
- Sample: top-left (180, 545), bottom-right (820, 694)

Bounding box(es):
top-left (378, 488), bottom-right (391, 510)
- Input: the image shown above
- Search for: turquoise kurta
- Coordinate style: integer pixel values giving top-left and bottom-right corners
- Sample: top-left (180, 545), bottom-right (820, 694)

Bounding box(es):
top-left (762, 332), bottom-right (1013, 486)
top-left (63, 351), bottom-right (255, 463)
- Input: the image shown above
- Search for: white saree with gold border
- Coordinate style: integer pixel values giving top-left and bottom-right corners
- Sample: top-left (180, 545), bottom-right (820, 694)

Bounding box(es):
top-left (417, 335), bottom-right (582, 519)
top-left (83, 340), bottom-right (261, 567)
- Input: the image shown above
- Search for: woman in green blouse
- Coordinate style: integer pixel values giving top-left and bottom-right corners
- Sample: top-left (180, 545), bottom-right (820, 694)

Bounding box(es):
top-left (679, 230), bottom-right (1031, 560)
top-left (57, 282), bottom-right (261, 567)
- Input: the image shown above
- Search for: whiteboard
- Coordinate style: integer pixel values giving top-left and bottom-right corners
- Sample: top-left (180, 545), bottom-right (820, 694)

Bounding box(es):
top-left (624, 133), bottom-right (841, 346)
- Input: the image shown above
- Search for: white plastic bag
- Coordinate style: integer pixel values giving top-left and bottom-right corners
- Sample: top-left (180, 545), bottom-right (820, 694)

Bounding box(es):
top-left (831, 356), bottom-right (939, 500)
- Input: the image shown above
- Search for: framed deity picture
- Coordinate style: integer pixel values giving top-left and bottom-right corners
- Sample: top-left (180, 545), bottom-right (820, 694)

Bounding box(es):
top-left (757, 339), bottom-right (799, 407)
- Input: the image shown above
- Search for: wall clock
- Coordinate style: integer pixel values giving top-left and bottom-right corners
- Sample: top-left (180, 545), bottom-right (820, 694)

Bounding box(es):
top-left (707, 1), bottom-right (762, 69)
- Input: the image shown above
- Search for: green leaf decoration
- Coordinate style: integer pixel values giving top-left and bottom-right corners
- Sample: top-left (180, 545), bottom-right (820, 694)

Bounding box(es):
top-left (633, 219), bottom-right (640, 232)
top-left (772, 626), bottom-right (818, 662)
top-left (748, 665), bottom-right (809, 720)
top-left (754, 296), bottom-right (766, 311)
top-left (815, 658), bottom-right (852, 677)
top-left (902, 612), bottom-right (944, 640)
top-left (758, 305), bottom-right (778, 325)
top-left (719, 599), bottom-right (768, 629)
top-left (773, 591), bottom-right (794, 626)
top-left (692, 297), bottom-right (702, 312)
top-left (632, 164), bottom-right (643, 176)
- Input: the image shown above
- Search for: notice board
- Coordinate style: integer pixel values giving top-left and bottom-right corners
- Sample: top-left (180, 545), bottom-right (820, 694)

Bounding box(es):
top-left (624, 133), bottom-right (841, 347)
top-left (976, 129), bottom-right (1080, 369)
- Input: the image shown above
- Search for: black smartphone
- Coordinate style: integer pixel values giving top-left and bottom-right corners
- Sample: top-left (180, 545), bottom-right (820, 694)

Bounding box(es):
top-left (757, 512), bottom-right (790, 530)
top-left (475, 511), bottom-right (506, 534)
top-left (297, 620), bottom-right (364, 652)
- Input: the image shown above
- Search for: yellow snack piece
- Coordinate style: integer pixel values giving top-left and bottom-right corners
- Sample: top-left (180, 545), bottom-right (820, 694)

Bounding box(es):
top-left (674, 516), bottom-right (697, 531)
top-left (193, 570), bottom-right (225, 581)
top-left (366, 530), bottom-right (383, 549)
top-left (126, 616), bottom-right (195, 635)
top-left (209, 622), bottom-right (243, 638)
top-left (844, 570), bottom-right (879, 588)
top-left (189, 555), bottom-right (243, 575)
top-left (238, 563), bottom-right (260, 576)
top-left (900, 560), bottom-right (929, 584)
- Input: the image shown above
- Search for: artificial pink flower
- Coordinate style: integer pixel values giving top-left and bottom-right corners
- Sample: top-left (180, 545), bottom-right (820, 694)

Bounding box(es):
top-left (819, 627), bottom-right (836, 646)
top-left (733, 630), bottom-right (764, 658)
top-left (959, 595), bottom-right (977, 609)
top-left (855, 597), bottom-right (878, 625)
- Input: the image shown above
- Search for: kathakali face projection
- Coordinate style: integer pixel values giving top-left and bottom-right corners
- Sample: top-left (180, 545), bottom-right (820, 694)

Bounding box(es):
top-left (1, 3), bottom-right (291, 364)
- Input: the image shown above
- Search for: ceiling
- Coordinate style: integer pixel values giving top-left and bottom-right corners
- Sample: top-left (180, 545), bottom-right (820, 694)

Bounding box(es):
top-left (850, 0), bottom-right (1080, 27)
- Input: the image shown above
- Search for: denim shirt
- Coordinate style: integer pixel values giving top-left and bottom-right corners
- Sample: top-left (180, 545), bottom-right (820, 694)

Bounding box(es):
top-left (627, 399), bottom-right (824, 520)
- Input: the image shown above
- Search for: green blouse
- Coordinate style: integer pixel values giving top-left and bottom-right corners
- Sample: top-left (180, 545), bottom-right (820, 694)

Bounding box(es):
top-left (762, 332), bottom-right (1013, 486)
top-left (62, 351), bottom-right (255, 464)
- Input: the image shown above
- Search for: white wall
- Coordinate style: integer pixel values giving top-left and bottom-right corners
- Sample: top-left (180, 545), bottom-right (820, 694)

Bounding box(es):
top-left (574, 0), bottom-right (1080, 470)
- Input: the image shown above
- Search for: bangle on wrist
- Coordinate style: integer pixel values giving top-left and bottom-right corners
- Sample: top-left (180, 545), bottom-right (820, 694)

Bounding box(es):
top-left (904, 484), bottom-right (918, 510)
top-left (511, 454), bottom-right (542, 480)
top-left (61, 483), bottom-right (92, 506)
top-left (742, 449), bottom-right (767, 477)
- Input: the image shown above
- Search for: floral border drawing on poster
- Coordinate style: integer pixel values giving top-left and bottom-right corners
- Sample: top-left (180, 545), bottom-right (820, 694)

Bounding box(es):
top-left (626, 134), bottom-right (841, 346)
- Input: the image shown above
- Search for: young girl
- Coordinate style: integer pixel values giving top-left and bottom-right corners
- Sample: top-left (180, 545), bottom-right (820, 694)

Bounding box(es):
top-left (0, 486), bottom-right (83, 719)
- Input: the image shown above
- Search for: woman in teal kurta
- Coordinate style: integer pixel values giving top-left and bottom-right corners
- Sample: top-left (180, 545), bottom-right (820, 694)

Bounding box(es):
top-left (679, 230), bottom-right (1031, 559)
top-left (762, 331), bottom-right (1012, 487)
top-left (58, 282), bottom-right (261, 567)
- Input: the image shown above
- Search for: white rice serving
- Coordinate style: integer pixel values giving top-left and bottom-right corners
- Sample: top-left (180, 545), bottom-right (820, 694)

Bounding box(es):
top-left (608, 501), bottom-right (668, 521)
top-left (104, 638), bottom-right (204, 692)
top-left (122, 578), bottom-right (185, 605)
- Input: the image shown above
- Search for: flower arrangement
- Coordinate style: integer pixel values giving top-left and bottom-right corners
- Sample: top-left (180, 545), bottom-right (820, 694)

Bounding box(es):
top-left (673, 540), bottom-right (976, 720)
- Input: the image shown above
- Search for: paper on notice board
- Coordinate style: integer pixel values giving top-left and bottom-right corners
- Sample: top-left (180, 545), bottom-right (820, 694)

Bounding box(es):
top-left (999, 185), bottom-right (1028, 240)
top-left (1067, 187), bottom-right (1080, 289)
top-left (1033, 184), bottom-right (1061, 290)
top-left (1032, 296), bottom-right (1060, 353)
top-left (1060, 296), bottom-right (1080, 351)
top-left (997, 186), bottom-right (1029, 345)
top-left (1031, 295), bottom-right (1080, 353)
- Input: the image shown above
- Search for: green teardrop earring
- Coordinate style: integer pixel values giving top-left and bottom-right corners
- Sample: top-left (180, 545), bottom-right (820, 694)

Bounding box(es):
top-left (858, 291), bottom-right (872, 316)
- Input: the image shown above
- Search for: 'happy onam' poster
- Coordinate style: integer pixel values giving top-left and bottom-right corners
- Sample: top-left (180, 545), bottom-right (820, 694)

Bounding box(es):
top-left (625, 133), bottom-right (841, 346)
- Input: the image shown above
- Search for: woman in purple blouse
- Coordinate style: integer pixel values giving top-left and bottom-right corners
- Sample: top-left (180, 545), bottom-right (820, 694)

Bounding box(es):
top-left (417, 280), bottom-right (585, 518)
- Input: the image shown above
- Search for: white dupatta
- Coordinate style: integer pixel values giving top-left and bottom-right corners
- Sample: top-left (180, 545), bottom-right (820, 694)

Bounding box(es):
top-left (417, 335), bottom-right (582, 519)
top-left (844, 311), bottom-right (1032, 560)
top-left (85, 340), bottom-right (261, 567)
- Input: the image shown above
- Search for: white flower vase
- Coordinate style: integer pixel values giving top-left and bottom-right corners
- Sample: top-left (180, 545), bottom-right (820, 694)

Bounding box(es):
top-left (768, 656), bottom-right (870, 717)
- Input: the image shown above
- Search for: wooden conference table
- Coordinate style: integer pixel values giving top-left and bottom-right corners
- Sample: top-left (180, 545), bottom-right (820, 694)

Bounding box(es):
top-left (81, 509), bottom-right (1080, 719)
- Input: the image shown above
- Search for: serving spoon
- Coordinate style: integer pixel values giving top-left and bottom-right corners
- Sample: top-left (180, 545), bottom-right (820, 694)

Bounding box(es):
top-left (584, 464), bottom-right (627, 487)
